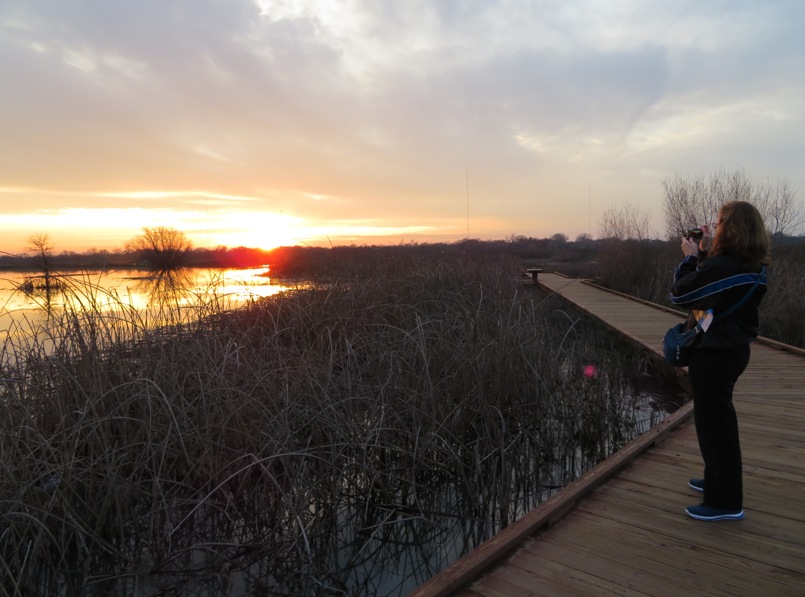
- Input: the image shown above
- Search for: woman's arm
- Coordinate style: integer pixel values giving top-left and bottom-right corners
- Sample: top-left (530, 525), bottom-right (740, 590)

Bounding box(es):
top-left (670, 255), bottom-right (742, 309)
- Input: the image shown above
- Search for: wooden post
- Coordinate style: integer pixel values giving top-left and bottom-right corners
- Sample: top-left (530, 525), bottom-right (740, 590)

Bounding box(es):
top-left (527, 268), bottom-right (543, 283)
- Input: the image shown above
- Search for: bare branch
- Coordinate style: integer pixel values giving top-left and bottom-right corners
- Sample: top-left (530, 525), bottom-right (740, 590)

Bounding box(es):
top-left (662, 169), bottom-right (803, 238)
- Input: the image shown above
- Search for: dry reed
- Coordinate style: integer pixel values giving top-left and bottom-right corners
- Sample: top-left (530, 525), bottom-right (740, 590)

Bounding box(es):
top-left (1, 253), bottom-right (659, 596)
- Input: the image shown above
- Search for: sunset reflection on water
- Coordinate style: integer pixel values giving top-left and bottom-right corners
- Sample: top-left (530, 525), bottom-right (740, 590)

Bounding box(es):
top-left (0, 267), bottom-right (293, 337)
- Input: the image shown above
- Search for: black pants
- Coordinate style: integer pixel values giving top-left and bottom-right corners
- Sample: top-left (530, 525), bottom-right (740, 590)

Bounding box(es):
top-left (688, 344), bottom-right (751, 510)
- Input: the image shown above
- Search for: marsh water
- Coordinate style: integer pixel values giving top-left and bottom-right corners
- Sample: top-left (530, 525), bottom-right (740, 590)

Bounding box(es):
top-left (0, 266), bottom-right (685, 596)
top-left (0, 266), bottom-right (293, 340)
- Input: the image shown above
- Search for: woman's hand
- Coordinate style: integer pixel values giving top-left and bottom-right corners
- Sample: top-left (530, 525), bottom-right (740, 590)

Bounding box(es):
top-left (681, 237), bottom-right (699, 257)
top-left (698, 223), bottom-right (714, 253)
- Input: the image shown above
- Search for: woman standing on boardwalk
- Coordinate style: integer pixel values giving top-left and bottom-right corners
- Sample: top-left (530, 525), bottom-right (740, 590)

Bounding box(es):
top-left (670, 201), bottom-right (770, 521)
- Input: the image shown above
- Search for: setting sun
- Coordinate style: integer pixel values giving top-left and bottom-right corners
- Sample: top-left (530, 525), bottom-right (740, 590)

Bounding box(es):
top-left (204, 212), bottom-right (304, 250)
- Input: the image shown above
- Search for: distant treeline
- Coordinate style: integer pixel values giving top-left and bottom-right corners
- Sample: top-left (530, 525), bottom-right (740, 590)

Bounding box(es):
top-left (2, 233), bottom-right (803, 277)
top-left (0, 236), bottom-right (595, 273)
top-left (0, 245), bottom-right (271, 272)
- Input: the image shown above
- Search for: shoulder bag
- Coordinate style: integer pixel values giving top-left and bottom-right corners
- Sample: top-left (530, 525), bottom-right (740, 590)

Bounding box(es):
top-left (662, 267), bottom-right (765, 367)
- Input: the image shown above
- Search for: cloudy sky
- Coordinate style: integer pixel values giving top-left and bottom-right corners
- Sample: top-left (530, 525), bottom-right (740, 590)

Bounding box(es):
top-left (1, 0), bottom-right (803, 254)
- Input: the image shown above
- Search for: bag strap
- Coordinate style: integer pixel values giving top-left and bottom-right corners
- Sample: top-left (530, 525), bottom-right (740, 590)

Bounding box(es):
top-left (712, 266), bottom-right (766, 322)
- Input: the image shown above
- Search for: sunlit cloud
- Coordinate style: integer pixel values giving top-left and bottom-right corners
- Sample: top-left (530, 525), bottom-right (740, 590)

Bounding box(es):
top-left (1, 0), bottom-right (804, 252)
top-left (515, 128), bottom-right (612, 162)
top-left (0, 187), bottom-right (259, 202)
top-left (192, 211), bottom-right (304, 249)
top-left (0, 205), bottom-right (453, 252)
top-left (95, 190), bottom-right (261, 202)
top-left (0, 208), bottom-right (196, 237)
top-left (302, 222), bottom-right (433, 238)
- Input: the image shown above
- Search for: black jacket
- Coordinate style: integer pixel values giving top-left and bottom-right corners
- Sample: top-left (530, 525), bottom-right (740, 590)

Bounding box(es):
top-left (670, 253), bottom-right (767, 350)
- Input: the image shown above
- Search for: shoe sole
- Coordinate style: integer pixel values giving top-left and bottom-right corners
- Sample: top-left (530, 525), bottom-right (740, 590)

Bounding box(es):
top-left (688, 481), bottom-right (704, 493)
top-left (685, 508), bottom-right (744, 521)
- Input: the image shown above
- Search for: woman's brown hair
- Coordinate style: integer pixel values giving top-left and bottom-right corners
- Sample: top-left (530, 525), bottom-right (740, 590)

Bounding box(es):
top-left (709, 201), bottom-right (771, 268)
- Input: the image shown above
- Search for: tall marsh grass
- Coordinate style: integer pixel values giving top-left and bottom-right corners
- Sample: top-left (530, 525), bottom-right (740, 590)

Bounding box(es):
top-left (1, 254), bottom-right (661, 596)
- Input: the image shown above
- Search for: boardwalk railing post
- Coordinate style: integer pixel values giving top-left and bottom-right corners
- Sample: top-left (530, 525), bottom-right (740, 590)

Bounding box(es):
top-left (526, 268), bottom-right (543, 283)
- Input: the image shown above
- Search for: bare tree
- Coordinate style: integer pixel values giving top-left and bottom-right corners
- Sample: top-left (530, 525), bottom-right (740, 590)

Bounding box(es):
top-left (598, 202), bottom-right (652, 240)
top-left (126, 227), bottom-right (193, 270)
top-left (24, 233), bottom-right (57, 303)
top-left (27, 233), bottom-right (55, 286)
top-left (596, 203), bottom-right (663, 299)
top-left (760, 178), bottom-right (801, 237)
top-left (27, 233), bottom-right (54, 268)
top-left (663, 169), bottom-right (802, 238)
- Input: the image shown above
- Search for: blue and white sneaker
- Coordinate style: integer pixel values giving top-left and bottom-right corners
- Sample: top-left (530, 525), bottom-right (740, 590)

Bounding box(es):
top-left (688, 478), bottom-right (704, 493)
top-left (686, 504), bottom-right (744, 521)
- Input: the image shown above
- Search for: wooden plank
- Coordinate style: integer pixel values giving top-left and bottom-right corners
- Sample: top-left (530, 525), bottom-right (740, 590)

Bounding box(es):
top-left (492, 543), bottom-right (651, 597)
top-left (587, 480), bottom-right (805, 547)
top-left (527, 510), bottom-right (805, 596)
top-left (407, 403), bottom-right (694, 597)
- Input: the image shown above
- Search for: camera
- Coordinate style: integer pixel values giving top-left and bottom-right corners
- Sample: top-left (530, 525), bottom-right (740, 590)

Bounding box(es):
top-left (686, 228), bottom-right (704, 240)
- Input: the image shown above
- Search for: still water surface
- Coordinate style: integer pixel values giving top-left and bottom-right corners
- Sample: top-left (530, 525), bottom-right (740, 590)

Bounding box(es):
top-left (0, 266), bottom-right (292, 338)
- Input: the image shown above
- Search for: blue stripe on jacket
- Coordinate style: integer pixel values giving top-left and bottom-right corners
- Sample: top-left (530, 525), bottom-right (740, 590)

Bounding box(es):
top-left (670, 268), bottom-right (767, 306)
top-left (673, 255), bottom-right (698, 283)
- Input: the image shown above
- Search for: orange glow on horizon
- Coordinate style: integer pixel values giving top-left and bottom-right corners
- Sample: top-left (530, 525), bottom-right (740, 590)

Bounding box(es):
top-left (0, 200), bottom-right (504, 254)
top-left (198, 212), bottom-right (304, 250)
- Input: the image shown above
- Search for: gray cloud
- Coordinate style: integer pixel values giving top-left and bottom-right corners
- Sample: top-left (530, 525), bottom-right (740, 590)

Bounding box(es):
top-left (1, 0), bottom-right (803, 247)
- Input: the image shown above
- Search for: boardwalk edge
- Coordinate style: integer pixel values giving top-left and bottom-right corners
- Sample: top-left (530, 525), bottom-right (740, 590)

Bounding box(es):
top-left (407, 401), bottom-right (694, 597)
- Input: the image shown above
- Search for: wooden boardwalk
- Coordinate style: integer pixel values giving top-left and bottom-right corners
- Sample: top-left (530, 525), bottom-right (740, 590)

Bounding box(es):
top-left (410, 273), bottom-right (805, 597)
